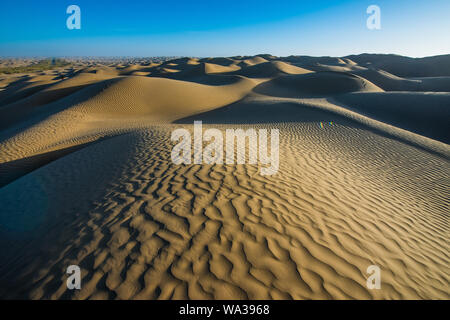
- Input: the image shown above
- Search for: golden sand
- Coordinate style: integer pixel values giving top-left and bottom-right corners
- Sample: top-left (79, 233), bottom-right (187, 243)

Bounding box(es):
top-left (0, 55), bottom-right (448, 299)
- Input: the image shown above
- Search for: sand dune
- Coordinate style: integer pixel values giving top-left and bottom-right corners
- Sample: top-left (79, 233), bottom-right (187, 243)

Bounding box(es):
top-left (0, 54), bottom-right (448, 300)
top-left (203, 63), bottom-right (241, 74)
top-left (350, 68), bottom-right (450, 92)
top-left (254, 71), bottom-right (383, 98)
top-left (229, 61), bottom-right (312, 78)
top-left (344, 54), bottom-right (450, 77)
top-left (333, 92), bottom-right (450, 143)
top-left (0, 74), bottom-right (61, 106)
top-left (198, 57), bottom-right (237, 66)
top-left (0, 73), bottom-right (119, 130)
top-left (68, 76), bottom-right (257, 119)
top-left (241, 56), bottom-right (269, 66)
top-left (175, 97), bottom-right (353, 125)
top-left (158, 62), bottom-right (240, 79)
top-left (281, 55), bottom-right (348, 66)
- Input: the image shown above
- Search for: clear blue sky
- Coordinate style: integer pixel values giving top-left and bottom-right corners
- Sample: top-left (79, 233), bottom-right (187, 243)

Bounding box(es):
top-left (0, 0), bottom-right (449, 57)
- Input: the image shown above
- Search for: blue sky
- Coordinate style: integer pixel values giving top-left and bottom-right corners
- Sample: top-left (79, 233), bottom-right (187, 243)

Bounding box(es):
top-left (0, 0), bottom-right (449, 57)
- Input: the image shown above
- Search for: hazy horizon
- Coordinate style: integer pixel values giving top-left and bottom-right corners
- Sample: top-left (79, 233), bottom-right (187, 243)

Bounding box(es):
top-left (2, 52), bottom-right (450, 59)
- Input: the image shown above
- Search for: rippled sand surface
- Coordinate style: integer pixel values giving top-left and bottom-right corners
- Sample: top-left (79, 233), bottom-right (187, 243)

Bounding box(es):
top-left (0, 55), bottom-right (449, 299)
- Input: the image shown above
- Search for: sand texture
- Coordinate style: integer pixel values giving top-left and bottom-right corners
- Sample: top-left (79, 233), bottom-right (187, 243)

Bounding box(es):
top-left (0, 54), bottom-right (449, 299)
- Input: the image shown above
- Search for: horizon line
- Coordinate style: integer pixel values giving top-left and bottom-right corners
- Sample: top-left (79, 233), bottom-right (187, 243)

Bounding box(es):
top-left (1, 52), bottom-right (450, 60)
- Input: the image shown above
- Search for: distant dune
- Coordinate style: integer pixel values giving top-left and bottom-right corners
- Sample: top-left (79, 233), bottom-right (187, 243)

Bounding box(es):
top-left (344, 53), bottom-right (450, 77)
top-left (0, 54), bottom-right (448, 300)
top-left (253, 71), bottom-right (383, 97)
